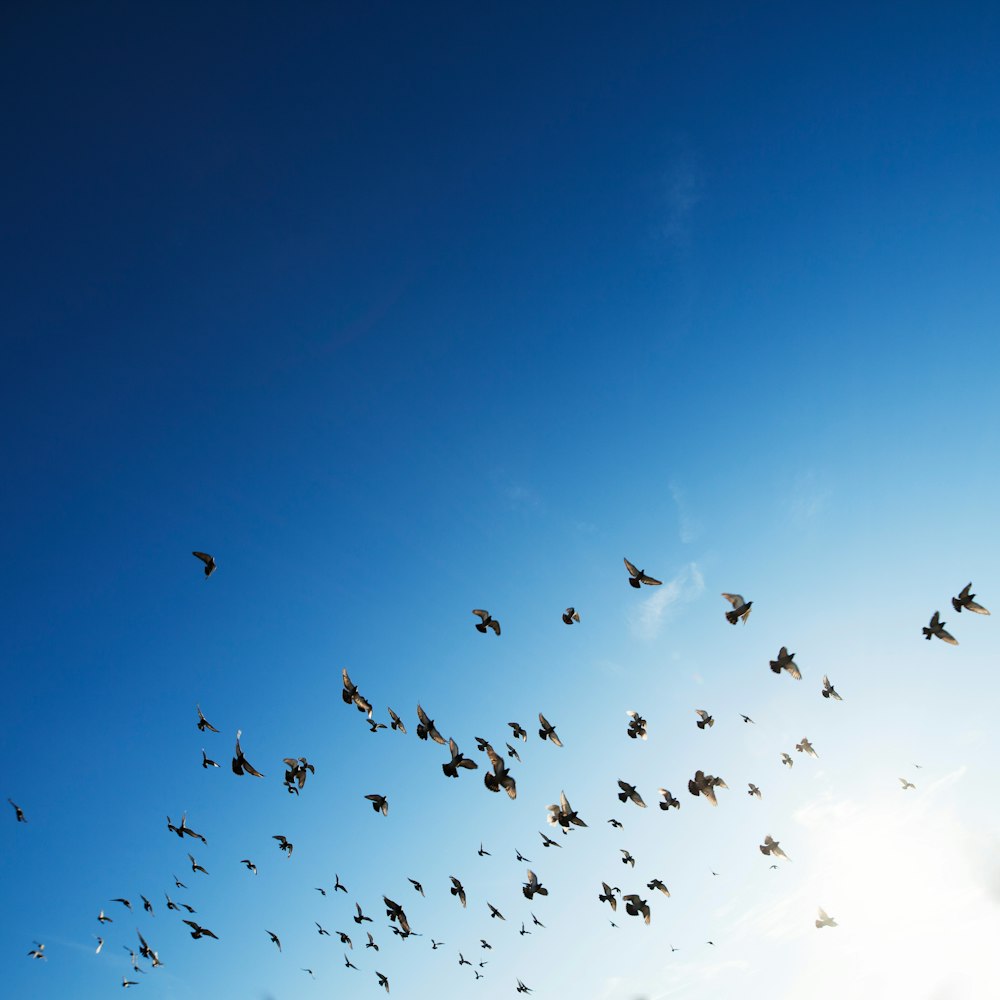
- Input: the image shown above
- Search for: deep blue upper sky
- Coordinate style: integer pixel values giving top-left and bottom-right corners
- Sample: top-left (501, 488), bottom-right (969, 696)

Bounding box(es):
top-left (2, 4), bottom-right (999, 999)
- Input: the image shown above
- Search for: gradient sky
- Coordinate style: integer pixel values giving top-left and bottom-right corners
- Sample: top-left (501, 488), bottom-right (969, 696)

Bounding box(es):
top-left (2, 3), bottom-right (999, 999)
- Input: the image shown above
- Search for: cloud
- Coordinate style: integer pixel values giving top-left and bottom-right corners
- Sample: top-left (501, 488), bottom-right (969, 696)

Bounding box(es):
top-left (670, 484), bottom-right (701, 543)
top-left (628, 562), bottom-right (705, 639)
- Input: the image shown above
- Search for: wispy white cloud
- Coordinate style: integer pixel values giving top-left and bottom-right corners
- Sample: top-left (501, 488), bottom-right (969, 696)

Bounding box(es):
top-left (628, 562), bottom-right (705, 639)
top-left (670, 483), bottom-right (701, 544)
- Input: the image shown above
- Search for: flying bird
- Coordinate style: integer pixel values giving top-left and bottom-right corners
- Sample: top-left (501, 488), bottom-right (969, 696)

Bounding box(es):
top-left (795, 738), bottom-right (818, 758)
top-left (539, 830), bottom-right (562, 848)
top-left (478, 843), bottom-right (491, 857)
top-left (688, 770), bottom-right (728, 806)
top-left (239, 859), bottom-right (257, 874)
top-left (546, 790), bottom-right (587, 829)
top-left (923, 611), bottom-right (958, 644)
top-left (334, 874), bottom-right (347, 893)
top-left (94, 935), bottom-right (104, 953)
top-left (626, 711), bottom-right (648, 740)
top-left (740, 714), bottom-right (755, 724)
top-left (231, 730), bottom-right (264, 777)
top-left (695, 709), bottom-right (714, 730)
top-left (341, 668), bottom-right (373, 716)
top-left (815, 907), bottom-right (838, 929)
top-left (110, 898), bottom-right (132, 911)
top-left (748, 783), bottom-right (762, 799)
top-left (781, 752), bottom-right (794, 768)
top-left (471, 609), bottom-right (501, 635)
top-left (617, 780), bottom-right (647, 808)
top-left (505, 742), bottom-right (522, 761)
top-left (366, 932), bottom-right (379, 951)
top-left (599, 883), bottom-right (618, 911)
top-left (416, 704), bottom-right (446, 745)
top-left (97, 909), bottom-right (113, 924)
top-left (408, 878), bottom-right (424, 896)
top-left (562, 607), bottom-right (581, 624)
top-left (336, 930), bottom-right (352, 946)
top-left (8, 798), bottom-right (26, 823)
top-left (647, 878), bottom-right (670, 896)
top-left (192, 551), bottom-right (216, 578)
top-left (140, 895), bottom-right (154, 914)
top-left (442, 738), bottom-right (479, 778)
top-left (122, 976), bottom-right (139, 989)
top-left (517, 979), bottom-right (533, 993)
top-left (266, 930), bottom-right (281, 952)
top-left (821, 675), bottom-right (843, 700)
top-left (449, 876), bottom-right (467, 908)
top-left (721, 593), bottom-right (752, 624)
top-left (515, 849), bottom-right (531, 862)
top-left (196, 705), bottom-right (219, 733)
top-left (315, 923), bottom-right (331, 936)
top-left (344, 954), bottom-right (358, 970)
top-left (383, 896), bottom-right (411, 936)
top-left (187, 852), bottom-right (209, 875)
top-left (486, 901), bottom-right (505, 920)
top-left (900, 778), bottom-right (916, 790)
top-left (167, 813), bottom-right (207, 843)
top-left (620, 849), bottom-right (636, 867)
top-left (273, 834), bottom-right (293, 857)
top-left (508, 721), bottom-right (527, 742)
top-left (537, 712), bottom-right (563, 747)
top-left (172, 874), bottom-right (187, 888)
top-left (354, 902), bottom-right (372, 925)
top-left (376, 971), bottom-right (389, 993)
top-left (183, 919), bottom-right (219, 940)
top-left (953, 583), bottom-right (989, 615)
top-left (759, 835), bottom-right (789, 861)
top-left (624, 557), bottom-right (662, 588)
top-left (387, 707), bottom-right (407, 733)
top-left (522, 870), bottom-right (548, 900)
top-left (201, 749), bottom-right (219, 768)
top-left (366, 793), bottom-right (389, 816)
top-left (769, 647), bottom-right (802, 679)
top-left (623, 894), bottom-right (651, 924)
top-left (282, 757), bottom-right (315, 793)
top-left (608, 816), bottom-right (625, 827)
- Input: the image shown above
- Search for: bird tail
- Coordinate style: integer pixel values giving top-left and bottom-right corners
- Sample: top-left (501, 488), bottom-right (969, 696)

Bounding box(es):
top-left (696, 720), bottom-right (706, 729)
top-left (475, 623), bottom-right (487, 633)
top-left (617, 792), bottom-right (628, 802)
top-left (725, 610), bottom-right (739, 624)
top-left (952, 597), bottom-right (962, 612)
top-left (442, 762), bottom-right (457, 778)
top-left (769, 662), bottom-right (782, 673)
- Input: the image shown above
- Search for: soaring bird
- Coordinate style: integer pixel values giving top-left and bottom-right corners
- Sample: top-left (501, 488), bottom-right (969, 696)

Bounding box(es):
top-left (354, 903), bottom-right (372, 925)
top-left (515, 849), bottom-right (531, 862)
top-left (695, 709), bottom-right (714, 730)
top-left (522, 870), bottom-right (548, 900)
top-left (110, 898), bottom-right (132, 911)
top-left (657, 788), bottom-right (681, 811)
top-left (122, 976), bottom-right (139, 989)
top-left (192, 551), bottom-right (216, 578)
top-left (315, 923), bottom-right (331, 936)
top-left (266, 930), bottom-right (281, 952)
top-left (795, 738), bottom-right (818, 758)
top-left (140, 895), bottom-right (154, 914)
top-left (442, 738), bottom-right (479, 778)
top-left (505, 742), bottom-right (522, 761)
top-left (449, 876), bottom-right (467, 908)
top-left (231, 730), bottom-right (264, 777)
top-left (366, 793), bottom-right (389, 816)
top-left (478, 843), bottom-right (491, 857)
top-left (769, 647), bottom-right (802, 679)
top-left (366, 932), bottom-right (379, 951)
top-left (624, 558), bottom-right (662, 588)
top-left (344, 954), bottom-right (358, 970)
top-left (520, 922), bottom-right (532, 936)
top-left (780, 752), bottom-right (794, 768)
top-left (623, 894), bottom-right (651, 924)
top-left (626, 711), bottom-right (648, 740)
top-left (172, 874), bottom-right (187, 888)
top-left (537, 712), bottom-right (563, 747)
top-left (821, 675), bottom-right (843, 700)
top-left (376, 971), bottom-right (390, 993)
top-left (517, 979), bottom-right (533, 993)
top-left (546, 790), bottom-right (587, 829)
top-left (688, 770), bottom-right (728, 806)
top-left (196, 705), bottom-right (219, 733)
top-left (167, 813), bottom-right (207, 844)
top-left (923, 611), bottom-right (958, 645)
top-left (740, 714), bottom-right (755, 724)
top-left (508, 721), bottom-right (527, 742)
top-left (531, 912), bottom-right (545, 927)
top-left (486, 902), bottom-right (505, 920)
top-left (815, 907), bottom-right (838, 929)
top-left (408, 878), bottom-right (424, 896)
top-left (759, 835), bottom-right (789, 861)
top-left (239, 859), bottom-right (257, 874)
top-left (341, 668), bottom-right (372, 716)
top-left (273, 834), bottom-right (293, 858)
top-left (539, 830), bottom-right (562, 848)
top-left (647, 878), bottom-right (670, 897)
top-left (562, 607), bottom-right (581, 624)
top-left (608, 817), bottom-right (625, 828)
top-left (721, 593), bottom-right (753, 624)
top-left (953, 583), bottom-right (989, 615)
top-left (334, 874), bottom-right (348, 893)
top-left (383, 896), bottom-right (411, 935)
top-left (387, 707), bottom-right (407, 734)
top-left (94, 935), bottom-right (104, 953)
top-left (620, 849), bottom-right (636, 868)
top-left (183, 920), bottom-right (219, 940)
top-left (335, 930), bottom-right (352, 947)
top-left (201, 749), bottom-right (219, 769)
top-left (416, 704), bottom-right (446, 745)
top-left (748, 783), bottom-right (762, 799)
top-left (282, 757), bottom-right (315, 793)
top-left (599, 883), bottom-right (618, 910)
top-left (900, 778), bottom-right (916, 790)
top-left (136, 929), bottom-right (162, 966)
top-left (8, 798), bottom-right (26, 823)
top-left (187, 853), bottom-right (209, 875)
top-left (617, 780), bottom-right (647, 808)
top-left (472, 609), bottom-right (501, 635)
top-left (97, 910), bottom-right (113, 924)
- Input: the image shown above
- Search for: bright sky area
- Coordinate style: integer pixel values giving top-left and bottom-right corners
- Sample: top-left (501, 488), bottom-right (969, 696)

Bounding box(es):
top-left (2, 3), bottom-right (999, 999)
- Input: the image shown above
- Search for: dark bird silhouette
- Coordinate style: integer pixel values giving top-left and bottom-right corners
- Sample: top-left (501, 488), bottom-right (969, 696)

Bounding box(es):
top-left (505, 742), bottom-right (522, 762)
top-left (167, 813), bottom-right (207, 844)
top-left (562, 607), bottom-right (581, 624)
top-left (201, 749), bottom-right (219, 769)
top-left (282, 757), bottom-right (315, 793)
top-left (383, 896), bottom-right (411, 935)
top-left (625, 711), bottom-right (648, 740)
top-left (608, 817), bottom-right (624, 827)
top-left (740, 714), bottom-right (754, 724)
top-left (136, 929), bottom-right (162, 967)
top-left (27, 942), bottom-right (45, 960)
top-left (172, 874), bottom-right (187, 888)
top-left (266, 930), bottom-right (281, 952)
top-left (688, 770), bottom-right (728, 806)
top-left (431, 939), bottom-right (444, 949)
top-left (508, 721), bottom-right (527, 742)
top-left (478, 843), bottom-right (491, 857)
top-left (547, 790), bottom-right (587, 829)
top-left (110, 898), bottom-right (132, 911)
top-left (8, 798), bottom-right (26, 823)
top-left (367, 718), bottom-right (387, 733)
top-left (449, 876), bottom-right (467, 908)
top-left (721, 593), bottom-right (753, 624)
top-left (617, 780), bottom-right (647, 808)
top-left (231, 730), bottom-right (264, 777)
top-left (515, 849), bottom-right (531, 862)
top-left (334, 874), bottom-right (347, 893)
top-left (647, 879), bottom-right (670, 897)
top-left (520, 922), bottom-right (531, 936)
top-left (187, 852), bottom-right (208, 875)
top-left (599, 882), bottom-right (618, 911)
top-left (365, 793), bottom-right (389, 816)
top-left (165, 893), bottom-right (179, 911)
top-left (239, 859), bottom-right (257, 874)
top-left (442, 738), bottom-right (478, 778)
top-left (354, 902), bottom-right (372, 925)
top-left (183, 919), bottom-right (219, 940)
top-left (539, 830), bottom-right (562, 848)
top-left (387, 707), bottom-right (407, 733)
top-left (97, 909), bottom-right (113, 924)
top-left (623, 894), bottom-right (651, 924)
top-left (192, 551), bottom-right (216, 578)
top-left (769, 647), bottom-right (802, 679)
top-left (315, 886), bottom-right (326, 896)
top-left (486, 901), bottom-right (505, 920)
top-left (522, 870), bottom-right (548, 900)
top-left (366, 932), bottom-right (379, 951)
top-left (624, 557), bottom-right (662, 588)
top-left (273, 834), bottom-right (293, 858)
top-left (315, 923), bottom-right (331, 937)
top-left (695, 709), bottom-right (714, 730)
top-left (458, 953), bottom-right (472, 966)
top-left (482, 743), bottom-right (517, 799)
top-left (748, 783), bottom-right (762, 799)
top-left (122, 976), bottom-right (138, 989)
top-left (517, 979), bottom-right (533, 993)
top-left (416, 704), bottom-right (446, 745)
top-left (953, 583), bottom-right (989, 615)
top-left (657, 788), bottom-right (680, 811)
top-left (620, 849), bottom-right (636, 867)
top-left (140, 895), bottom-right (154, 915)
top-left (336, 930), bottom-right (352, 947)
top-left (196, 705), bottom-right (219, 733)
top-left (923, 611), bottom-right (958, 644)
top-left (341, 668), bottom-right (373, 716)
top-left (472, 609), bottom-right (501, 635)
top-left (344, 954), bottom-right (358, 970)
top-left (821, 675), bottom-right (843, 700)
top-left (537, 712), bottom-right (563, 747)
top-left (376, 971), bottom-right (389, 993)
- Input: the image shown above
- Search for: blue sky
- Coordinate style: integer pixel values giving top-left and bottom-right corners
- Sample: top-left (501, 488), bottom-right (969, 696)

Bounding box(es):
top-left (2, 3), bottom-right (999, 998)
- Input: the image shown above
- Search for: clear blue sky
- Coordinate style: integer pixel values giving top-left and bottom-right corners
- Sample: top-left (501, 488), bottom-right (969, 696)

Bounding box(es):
top-left (2, 3), bottom-right (999, 998)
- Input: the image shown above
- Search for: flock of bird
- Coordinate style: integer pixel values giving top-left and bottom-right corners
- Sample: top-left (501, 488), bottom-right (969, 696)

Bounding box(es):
top-left (9, 553), bottom-right (989, 994)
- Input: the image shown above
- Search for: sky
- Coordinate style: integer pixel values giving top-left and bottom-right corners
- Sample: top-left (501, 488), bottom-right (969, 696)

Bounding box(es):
top-left (2, 2), bottom-right (999, 998)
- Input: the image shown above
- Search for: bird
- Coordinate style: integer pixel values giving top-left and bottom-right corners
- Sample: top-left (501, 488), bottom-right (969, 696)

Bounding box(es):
top-left (748, 783), bottom-right (762, 799)
top-left (508, 721), bottom-right (527, 742)
top-left (140, 895), bottom-right (154, 914)
top-left (647, 878), bottom-right (670, 897)
top-left (625, 710), bottom-right (648, 740)
top-left (923, 611), bottom-right (958, 644)
top-left (740, 714), bottom-right (755, 724)
top-left (273, 834), bottom-right (293, 857)
top-left (953, 583), bottom-right (989, 615)
top-left (334, 873), bottom-right (348, 893)
top-left (537, 712), bottom-right (563, 747)
top-left (624, 557), bottom-right (662, 588)
top-left (366, 932), bottom-right (379, 951)
top-left (336, 930), bottom-right (352, 947)
top-left (505, 742), bottom-right (522, 761)
top-left (26, 941), bottom-right (45, 961)
top-left (282, 757), bottom-right (315, 793)
top-left (622, 894), bottom-right (651, 924)
top-left (8, 798), bottom-right (26, 823)
top-left (480, 939), bottom-right (492, 950)
top-left (620, 849), bottom-right (636, 868)
top-left (617, 780), bottom-right (647, 808)
top-left (94, 935), bottom-right (104, 953)
top-left (376, 971), bottom-right (389, 993)
top-left (195, 704), bottom-right (219, 733)
top-left (416, 704), bottom-right (446, 745)
top-left (344, 954), bottom-right (358, 970)
top-left (354, 902), bottom-right (372, 924)
top-left (183, 919), bottom-right (219, 940)
top-left (795, 737), bottom-right (818, 758)
top-left (135, 929), bottom-right (161, 967)
top-left (97, 909), bottom-right (113, 924)
top-left (315, 923), bottom-right (331, 936)
top-left (167, 813), bottom-right (207, 843)
top-left (531, 912), bottom-right (545, 927)
top-left (562, 607), bottom-right (581, 624)
top-left (483, 743), bottom-right (518, 799)
top-left (165, 893), bottom-right (180, 911)
top-left (192, 551), bottom-right (216, 577)
top-left (458, 953), bottom-right (472, 966)
top-left (110, 897), bottom-right (132, 911)
top-left (821, 675), bottom-right (843, 700)
top-left (520, 921), bottom-right (532, 936)
top-left (547, 790), bottom-right (587, 829)
top-left (231, 729), bottom-right (264, 777)
top-left (517, 979), bottom-right (533, 993)
top-left (515, 849), bottom-right (532, 862)
top-left (383, 896), bottom-right (411, 935)
top-left (478, 843), bottom-right (491, 857)
top-left (539, 830), bottom-right (562, 848)
top-left (472, 609), bottom-right (501, 635)
top-left (449, 876), bottom-right (467, 908)
top-left (599, 883), bottom-right (618, 910)
top-left (387, 707), bottom-right (407, 733)
top-left (408, 877), bottom-right (424, 896)
top-left (522, 870), bottom-right (548, 900)
top-left (769, 646), bottom-right (802, 679)
top-left (688, 770), bottom-right (728, 806)
top-left (341, 668), bottom-right (373, 716)
top-left (721, 593), bottom-right (753, 624)
top-left (695, 709), bottom-right (714, 729)
top-left (365, 793), bottom-right (389, 816)
top-left (442, 737), bottom-right (479, 778)
top-left (172, 874), bottom-right (187, 888)
top-left (759, 835), bottom-right (789, 861)
top-left (431, 939), bottom-right (444, 949)
top-left (266, 930), bottom-right (281, 952)
top-left (239, 859), bottom-right (257, 874)
top-left (122, 976), bottom-right (139, 989)
top-left (781, 752), bottom-right (794, 768)
top-left (815, 907), bottom-right (838, 929)
top-left (608, 816), bottom-right (625, 827)
top-left (201, 749), bottom-right (219, 768)
top-left (301, 968), bottom-right (315, 978)
top-left (187, 852), bottom-right (208, 875)
top-left (900, 778), bottom-right (916, 790)
top-left (367, 718), bottom-right (387, 733)
top-left (487, 901), bottom-right (505, 920)
top-left (315, 886), bottom-right (326, 896)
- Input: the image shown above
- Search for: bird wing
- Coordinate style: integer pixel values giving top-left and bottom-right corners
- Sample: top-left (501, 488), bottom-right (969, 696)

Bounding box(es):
top-left (471, 609), bottom-right (489, 621)
top-left (624, 557), bottom-right (639, 577)
top-left (721, 593), bottom-right (744, 608)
